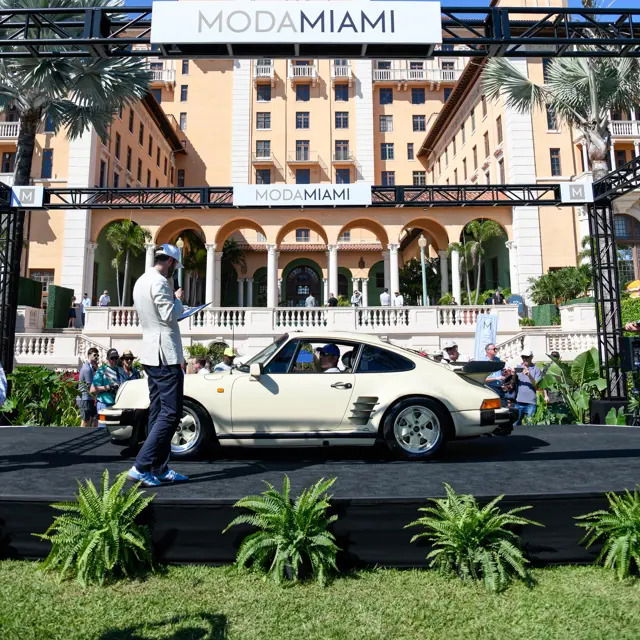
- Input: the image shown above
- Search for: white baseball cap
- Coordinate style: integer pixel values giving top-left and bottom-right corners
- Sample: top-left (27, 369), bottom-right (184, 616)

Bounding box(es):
top-left (155, 243), bottom-right (183, 268)
top-left (442, 339), bottom-right (458, 350)
top-left (520, 348), bottom-right (534, 357)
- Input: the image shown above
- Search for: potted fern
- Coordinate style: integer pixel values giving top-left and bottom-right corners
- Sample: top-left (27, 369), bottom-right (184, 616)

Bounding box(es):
top-left (224, 476), bottom-right (340, 585)
top-left (406, 483), bottom-right (542, 592)
top-left (577, 488), bottom-right (640, 580)
top-left (35, 470), bottom-right (155, 585)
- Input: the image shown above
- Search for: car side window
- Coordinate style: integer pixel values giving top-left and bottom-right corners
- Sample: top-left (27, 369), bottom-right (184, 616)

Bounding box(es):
top-left (356, 345), bottom-right (415, 373)
top-left (262, 340), bottom-right (298, 374)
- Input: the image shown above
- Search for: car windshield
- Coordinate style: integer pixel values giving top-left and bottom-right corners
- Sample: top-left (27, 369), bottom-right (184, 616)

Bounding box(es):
top-left (241, 334), bottom-right (289, 368)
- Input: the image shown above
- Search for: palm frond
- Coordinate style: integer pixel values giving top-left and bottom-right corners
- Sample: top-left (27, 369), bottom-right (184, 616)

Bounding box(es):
top-left (482, 58), bottom-right (546, 114)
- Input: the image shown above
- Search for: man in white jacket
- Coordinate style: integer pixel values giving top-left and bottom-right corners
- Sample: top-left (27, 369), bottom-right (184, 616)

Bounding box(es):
top-left (128, 243), bottom-right (189, 487)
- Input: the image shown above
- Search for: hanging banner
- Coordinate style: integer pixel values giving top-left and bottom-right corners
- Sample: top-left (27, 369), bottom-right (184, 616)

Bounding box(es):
top-left (473, 313), bottom-right (498, 363)
top-left (151, 1), bottom-right (442, 46)
top-left (233, 183), bottom-right (372, 207)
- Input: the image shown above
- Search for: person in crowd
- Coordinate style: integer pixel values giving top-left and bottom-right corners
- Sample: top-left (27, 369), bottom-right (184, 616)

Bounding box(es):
top-left (380, 288), bottom-right (391, 306)
top-left (193, 357), bottom-right (210, 375)
top-left (483, 343), bottom-right (505, 397)
top-left (130, 243), bottom-right (188, 486)
top-left (492, 289), bottom-right (505, 305)
top-left (80, 292), bottom-right (91, 327)
top-left (68, 296), bottom-right (77, 328)
top-left (78, 347), bottom-right (100, 427)
top-left (393, 291), bottom-right (404, 306)
top-left (512, 348), bottom-right (543, 425)
top-left (449, 297), bottom-right (458, 305)
top-left (90, 348), bottom-right (123, 412)
top-left (315, 344), bottom-right (341, 373)
top-left (305, 293), bottom-right (316, 307)
top-left (98, 290), bottom-right (111, 306)
top-left (542, 350), bottom-right (562, 405)
top-left (0, 359), bottom-right (6, 409)
top-left (350, 289), bottom-right (362, 307)
top-left (327, 292), bottom-right (338, 307)
top-left (119, 350), bottom-right (141, 381)
top-left (441, 339), bottom-right (467, 364)
top-left (214, 347), bottom-right (237, 372)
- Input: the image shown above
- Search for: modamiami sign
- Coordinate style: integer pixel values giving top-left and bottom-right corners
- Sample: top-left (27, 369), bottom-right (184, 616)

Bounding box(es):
top-left (233, 183), bottom-right (372, 207)
top-left (151, 1), bottom-right (442, 45)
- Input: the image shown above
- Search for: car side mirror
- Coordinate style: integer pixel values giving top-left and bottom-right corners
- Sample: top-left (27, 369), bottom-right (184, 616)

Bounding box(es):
top-left (249, 363), bottom-right (262, 378)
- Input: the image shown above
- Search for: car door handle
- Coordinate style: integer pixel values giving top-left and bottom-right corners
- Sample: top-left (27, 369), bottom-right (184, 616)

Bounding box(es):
top-left (331, 382), bottom-right (352, 389)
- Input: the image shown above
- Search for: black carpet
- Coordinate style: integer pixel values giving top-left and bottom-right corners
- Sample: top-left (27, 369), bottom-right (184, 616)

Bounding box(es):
top-left (0, 425), bottom-right (638, 567)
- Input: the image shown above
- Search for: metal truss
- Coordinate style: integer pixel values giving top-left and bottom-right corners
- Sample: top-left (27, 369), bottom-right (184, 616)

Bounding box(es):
top-left (0, 6), bottom-right (638, 59)
top-left (33, 183), bottom-right (563, 210)
top-left (593, 154), bottom-right (640, 201)
top-left (587, 200), bottom-right (627, 399)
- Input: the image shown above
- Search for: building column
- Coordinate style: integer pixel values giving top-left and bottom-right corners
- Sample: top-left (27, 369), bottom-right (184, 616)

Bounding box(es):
top-left (450, 247), bottom-right (461, 304)
top-left (388, 243), bottom-right (400, 294)
top-left (382, 250), bottom-right (390, 290)
top-left (84, 242), bottom-right (97, 301)
top-left (145, 242), bottom-right (155, 270)
top-left (438, 250), bottom-right (449, 299)
top-left (328, 244), bottom-right (338, 298)
top-left (505, 240), bottom-right (519, 295)
top-left (351, 277), bottom-right (360, 293)
top-left (609, 141), bottom-right (616, 170)
top-left (361, 278), bottom-right (369, 306)
top-left (237, 278), bottom-right (245, 307)
top-left (323, 277), bottom-right (329, 303)
top-left (205, 243), bottom-right (215, 303)
top-left (246, 277), bottom-right (254, 307)
top-left (266, 244), bottom-right (277, 307)
top-left (634, 141), bottom-right (640, 158)
top-left (214, 250), bottom-right (223, 306)
top-left (581, 143), bottom-right (589, 172)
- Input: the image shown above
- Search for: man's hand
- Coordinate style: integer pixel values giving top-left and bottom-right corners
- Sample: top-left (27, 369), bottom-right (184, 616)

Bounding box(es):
top-left (625, 321), bottom-right (640, 332)
top-left (175, 287), bottom-right (184, 300)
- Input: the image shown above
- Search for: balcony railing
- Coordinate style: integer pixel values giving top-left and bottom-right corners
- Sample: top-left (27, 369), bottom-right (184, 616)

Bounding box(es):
top-left (254, 64), bottom-right (274, 80)
top-left (332, 150), bottom-right (355, 163)
top-left (610, 120), bottom-right (640, 137)
top-left (0, 121), bottom-right (20, 139)
top-left (149, 68), bottom-right (176, 83)
top-left (252, 152), bottom-right (281, 169)
top-left (288, 64), bottom-right (318, 80)
top-left (287, 150), bottom-right (322, 164)
top-left (331, 64), bottom-right (351, 79)
top-left (372, 67), bottom-right (462, 83)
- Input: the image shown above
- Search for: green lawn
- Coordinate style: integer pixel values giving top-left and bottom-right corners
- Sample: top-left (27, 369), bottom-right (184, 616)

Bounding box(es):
top-left (1, 561), bottom-right (639, 640)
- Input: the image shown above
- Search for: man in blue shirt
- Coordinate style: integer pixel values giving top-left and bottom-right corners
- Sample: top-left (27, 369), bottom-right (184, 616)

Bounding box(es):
top-left (513, 348), bottom-right (542, 425)
top-left (484, 343), bottom-right (505, 398)
top-left (90, 348), bottom-right (123, 412)
top-left (78, 347), bottom-right (100, 426)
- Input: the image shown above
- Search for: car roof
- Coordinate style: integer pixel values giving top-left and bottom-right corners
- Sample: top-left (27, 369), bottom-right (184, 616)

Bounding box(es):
top-left (286, 331), bottom-right (401, 348)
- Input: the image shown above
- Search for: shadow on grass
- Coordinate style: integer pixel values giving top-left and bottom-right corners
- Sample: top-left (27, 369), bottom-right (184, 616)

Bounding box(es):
top-left (99, 612), bottom-right (227, 640)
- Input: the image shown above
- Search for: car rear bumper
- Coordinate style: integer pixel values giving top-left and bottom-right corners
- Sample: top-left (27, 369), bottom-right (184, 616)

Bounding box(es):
top-left (98, 407), bottom-right (144, 443)
top-left (453, 407), bottom-right (515, 436)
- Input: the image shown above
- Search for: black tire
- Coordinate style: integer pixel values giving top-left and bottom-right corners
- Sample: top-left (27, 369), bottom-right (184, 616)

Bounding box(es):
top-left (170, 397), bottom-right (217, 459)
top-left (382, 396), bottom-right (451, 460)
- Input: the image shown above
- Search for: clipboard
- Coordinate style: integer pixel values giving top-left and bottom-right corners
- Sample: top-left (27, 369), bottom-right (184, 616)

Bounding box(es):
top-left (178, 301), bottom-right (212, 322)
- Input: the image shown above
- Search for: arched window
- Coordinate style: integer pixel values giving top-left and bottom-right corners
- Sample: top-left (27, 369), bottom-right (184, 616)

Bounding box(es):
top-left (615, 214), bottom-right (640, 285)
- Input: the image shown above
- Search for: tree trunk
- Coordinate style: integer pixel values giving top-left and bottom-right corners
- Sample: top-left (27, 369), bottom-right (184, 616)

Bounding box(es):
top-left (475, 254), bottom-right (483, 304)
top-left (114, 263), bottom-right (121, 307)
top-left (14, 109), bottom-right (42, 187)
top-left (122, 249), bottom-right (131, 306)
top-left (584, 126), bottom-right (610, 181)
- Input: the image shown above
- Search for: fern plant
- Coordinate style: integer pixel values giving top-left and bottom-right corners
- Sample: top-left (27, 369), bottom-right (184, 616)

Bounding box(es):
top-left (35, 470), bottom-right (155, 586)
top-left (223, 476), bottom-right (339, 586)
top-left (406, 483), bottom-right (542, 592)
top-left (576, 488), bottom-right (640, 580)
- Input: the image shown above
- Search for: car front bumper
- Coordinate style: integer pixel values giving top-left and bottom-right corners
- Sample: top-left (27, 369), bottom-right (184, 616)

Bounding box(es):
top-left (98, 407), bottom-right (144, 443)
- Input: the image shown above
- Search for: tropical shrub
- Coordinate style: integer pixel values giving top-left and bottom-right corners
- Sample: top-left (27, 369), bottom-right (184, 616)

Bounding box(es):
top-left (605, 407), bottom-right (627, 426)
top-left (223, 476), bottom-right (339, 586)
top-left (577, 488), bottom-right (640, 581)
top-left (528, 266), bottom-right (592, 305)
top-left (405, 483), bottom-right (542, 592)
top-left (519, 317), bottom-right (535, 327)
top-left (35, 470), bottom-right (155, 586)
top-left (522, 392), bottom-right (570, 425)
top-left (185, 341), bottom-right (228, 364)
top-left (538, 348), bottom-right (607, 423)
top-left (1, 366), bottom-right (80, 426)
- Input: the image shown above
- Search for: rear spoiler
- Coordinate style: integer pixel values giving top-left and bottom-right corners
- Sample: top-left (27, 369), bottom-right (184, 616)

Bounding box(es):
top-left (452, 360), bottom-right (504, 383)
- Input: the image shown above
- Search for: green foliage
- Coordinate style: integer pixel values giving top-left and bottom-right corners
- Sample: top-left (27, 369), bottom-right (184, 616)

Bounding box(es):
top-left (438, 293), bottom-right (455, 305)
top-left (528, 266), bottom-right (592, 305)
top-left (35, 470), bottom-right (154, 586)
top-left (1, 366), bottom-right (80, 426)
top-left (405, 483), bottom-right (542, 592)
top-left (519, 317), bottom-right (535, 327)
top-left (577, 488), bottom-right (640, 581)
top-left (399, 257), bottom-right (441, 305)
top-left (185, 341), bottom-right (228, 364)
top-left (621, 294), bottom-right (640, 334)
top-left (605, 407), bottom-right (627, 426)
top-left (224, 476), bottom-right (340, 586)
top-left (522, 392), bottom-right (570, 425)
top-left (538, 348), bottom-right (607, 423)
top-left (337, 295), bottom-right (350, 307)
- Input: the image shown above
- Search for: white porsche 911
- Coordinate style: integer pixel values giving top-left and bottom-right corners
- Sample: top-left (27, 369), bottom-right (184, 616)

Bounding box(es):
top-left (100, 331), bottom-right (514, 461)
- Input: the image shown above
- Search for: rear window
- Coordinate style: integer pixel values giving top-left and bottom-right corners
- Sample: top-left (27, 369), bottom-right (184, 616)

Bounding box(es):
top-left (356, 345), bottom-right (415, 373)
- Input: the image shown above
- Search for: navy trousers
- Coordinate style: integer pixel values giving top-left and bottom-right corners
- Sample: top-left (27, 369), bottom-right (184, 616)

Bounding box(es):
top-left (136, 364), bottom-right (184, 475)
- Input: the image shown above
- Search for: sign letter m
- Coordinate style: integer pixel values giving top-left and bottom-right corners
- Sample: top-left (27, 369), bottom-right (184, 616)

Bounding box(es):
top-left (10, 186), bottom-right (44, 208)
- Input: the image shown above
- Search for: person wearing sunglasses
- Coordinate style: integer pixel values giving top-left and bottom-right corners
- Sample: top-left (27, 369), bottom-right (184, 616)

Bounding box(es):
top-left (119, 350), bottom-right (141, 382)
top-left (90, 348), bottom-right (124, 413)
top-left (315, 344), bottom-right (341, 373)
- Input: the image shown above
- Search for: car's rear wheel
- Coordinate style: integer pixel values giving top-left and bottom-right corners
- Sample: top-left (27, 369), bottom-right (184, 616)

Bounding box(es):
top-left (171, 398), bottom-right (217, 459)
top-left (382, 397), bottom-right (449, 460)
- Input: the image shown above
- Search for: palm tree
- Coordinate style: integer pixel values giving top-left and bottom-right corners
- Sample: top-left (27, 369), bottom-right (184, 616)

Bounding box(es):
top-left (462, 219), bottom-right (506, 303)
top-left (221, 239), bottom-right (246, 305)
top-left (105, 220), bottom-right (151, 306)
top-left (482, 55), bottom-right (640, 180)
top-left (0, 0), bottom-right (152, 187)
top-left (180, 229), bottom-right (206, 305)
top-left (110, 255), bottom-right (121, 307)
top-left (447, 240), bottom-right (474, 303)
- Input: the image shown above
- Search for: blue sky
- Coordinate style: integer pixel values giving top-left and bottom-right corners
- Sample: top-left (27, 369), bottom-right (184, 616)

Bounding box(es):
top-left (125, 1), bottom-right (624, 8)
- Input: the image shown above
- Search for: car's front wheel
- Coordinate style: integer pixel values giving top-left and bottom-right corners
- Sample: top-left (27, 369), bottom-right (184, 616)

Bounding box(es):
top-left (382, 397), bottom-right (450, 460)
top-left (171, 398), bottom-right (217, 459)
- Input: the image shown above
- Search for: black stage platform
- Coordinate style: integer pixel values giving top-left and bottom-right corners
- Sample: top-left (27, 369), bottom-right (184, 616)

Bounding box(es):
top-left (1, 425), bottom-right (638, 568)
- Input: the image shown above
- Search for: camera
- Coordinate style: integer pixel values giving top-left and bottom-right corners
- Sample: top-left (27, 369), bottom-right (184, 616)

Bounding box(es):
top-left (108, 383), bottom-right (120, 394)
top-left (515, 366), bottom-right (524, 373)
